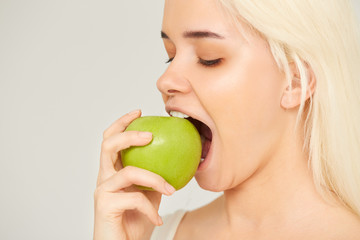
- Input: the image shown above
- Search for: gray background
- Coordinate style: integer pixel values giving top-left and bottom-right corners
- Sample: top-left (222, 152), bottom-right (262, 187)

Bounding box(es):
top-left (0, 1), bottom-right (359, 239)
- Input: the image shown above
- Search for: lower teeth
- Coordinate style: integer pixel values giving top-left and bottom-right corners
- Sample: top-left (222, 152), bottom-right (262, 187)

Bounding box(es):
top-left (201, 158), bottom-right (205, 162)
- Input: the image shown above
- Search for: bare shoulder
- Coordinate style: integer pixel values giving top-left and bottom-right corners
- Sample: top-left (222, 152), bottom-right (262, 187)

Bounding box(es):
top-left (174, 195), bottom-right (360, 240)
top-left (174, 196), bottom-right (224, 240)
top-left (315, 203), bottom-right (360, 239)
top-left (332, 210), bottom-right (360, 238)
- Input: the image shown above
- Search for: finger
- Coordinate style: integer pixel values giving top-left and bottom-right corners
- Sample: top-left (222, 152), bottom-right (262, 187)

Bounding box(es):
top-left (96, 191), bottom-right (162, 226)
top-left (101, 131), bottom-right (153, 163)
top-left (103, 109), bottom-right (142, 140)
top-left (145, 190), bottom-right (163, 211)
top-left (114, 152), bottom-right (122, 171)
top-left (99, 131), bottom-right (153, 181)
top-left (100, 166), bottom-right (176, 196)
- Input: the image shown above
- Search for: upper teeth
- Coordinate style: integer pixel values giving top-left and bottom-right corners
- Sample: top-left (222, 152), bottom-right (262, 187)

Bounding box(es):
top-left (170, 111), bottom-right (189, 119)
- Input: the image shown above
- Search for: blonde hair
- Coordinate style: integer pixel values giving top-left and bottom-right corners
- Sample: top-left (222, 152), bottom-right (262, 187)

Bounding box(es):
top-left (218, 0), bottom-right (360, 217)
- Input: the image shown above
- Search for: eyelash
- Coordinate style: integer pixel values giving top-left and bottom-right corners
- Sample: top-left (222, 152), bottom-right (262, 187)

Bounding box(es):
top-left (165, 57), bottom-right (222, 67)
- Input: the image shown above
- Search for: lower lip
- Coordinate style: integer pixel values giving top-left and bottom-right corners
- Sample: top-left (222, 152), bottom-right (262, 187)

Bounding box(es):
top-left (197, 140), bottom-right (213, 171)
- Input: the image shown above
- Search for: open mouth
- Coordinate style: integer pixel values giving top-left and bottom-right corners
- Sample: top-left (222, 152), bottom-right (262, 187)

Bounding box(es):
top-left (187, 117), bottom-right (212, 161)
top-left (168, 110), bottom-right (213, 163)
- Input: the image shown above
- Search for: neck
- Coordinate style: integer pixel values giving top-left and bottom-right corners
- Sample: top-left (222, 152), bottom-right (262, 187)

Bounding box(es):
top-left (221, 121), bottom-right (325, 230)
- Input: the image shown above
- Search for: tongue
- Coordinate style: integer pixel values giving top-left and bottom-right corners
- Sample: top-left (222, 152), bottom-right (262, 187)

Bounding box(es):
top-left (201, 139), bottom-right (211, 158)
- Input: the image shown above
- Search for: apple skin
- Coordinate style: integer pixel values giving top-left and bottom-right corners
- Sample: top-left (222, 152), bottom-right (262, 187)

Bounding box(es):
top-left (120, 116), bottom-right (202, 190)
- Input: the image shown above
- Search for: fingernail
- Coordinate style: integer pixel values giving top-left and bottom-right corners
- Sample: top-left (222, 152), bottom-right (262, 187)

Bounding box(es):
top-left (165, 182), bottom-right (176, 195)
top-left (127, 109), bottom-right (140, 116)
top-left (158, 216), bottom-right (163, 226)
top-left (139, 132), bottom-right (152, 139)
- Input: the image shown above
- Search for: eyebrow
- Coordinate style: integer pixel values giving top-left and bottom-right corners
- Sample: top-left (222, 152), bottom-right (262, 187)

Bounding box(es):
top-left (161, 30), bottom-right (225, 40)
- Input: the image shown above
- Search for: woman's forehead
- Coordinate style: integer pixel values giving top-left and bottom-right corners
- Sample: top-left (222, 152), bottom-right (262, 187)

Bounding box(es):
top-left (162, 0), bottom-right (252, 43)
top-left (163, 0), bottom-right (232, 33)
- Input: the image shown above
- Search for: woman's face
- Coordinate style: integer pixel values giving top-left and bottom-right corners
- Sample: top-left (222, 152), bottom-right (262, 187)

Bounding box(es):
top-left (157, 0), bottom-right (288, 191)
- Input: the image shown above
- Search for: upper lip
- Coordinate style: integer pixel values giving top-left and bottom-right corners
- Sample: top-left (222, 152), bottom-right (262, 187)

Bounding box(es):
top-left (165, 105), bottom-right (193, 119)
top-left (165, 105), bottom-right (205, 125)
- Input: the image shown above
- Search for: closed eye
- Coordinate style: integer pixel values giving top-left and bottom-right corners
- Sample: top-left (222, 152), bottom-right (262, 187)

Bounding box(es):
top-left (198, 58), bottom-right (222, 67)
top-left (165, 57), bottom-right (222, 67)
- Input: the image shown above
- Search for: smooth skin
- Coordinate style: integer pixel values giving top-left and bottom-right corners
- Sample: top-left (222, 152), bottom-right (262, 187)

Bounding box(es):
top-left (93, 0), bottom-right (360, 239)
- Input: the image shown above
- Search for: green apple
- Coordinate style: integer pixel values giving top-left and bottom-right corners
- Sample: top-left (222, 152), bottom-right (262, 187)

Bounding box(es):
top-left (120, 116), bottom-right (202, 190)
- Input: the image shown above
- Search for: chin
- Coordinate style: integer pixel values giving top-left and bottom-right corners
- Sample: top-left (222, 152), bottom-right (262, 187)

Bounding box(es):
top-left (194, 173), bottom-right (227, 192)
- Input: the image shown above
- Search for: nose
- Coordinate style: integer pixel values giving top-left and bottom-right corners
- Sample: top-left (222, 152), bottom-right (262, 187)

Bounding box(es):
top-left (156, 64), bottom-right (192, 98)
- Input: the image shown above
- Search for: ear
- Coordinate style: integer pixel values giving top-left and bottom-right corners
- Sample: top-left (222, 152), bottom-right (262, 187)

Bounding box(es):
top-left (280, 61), bottom-right (316, 109)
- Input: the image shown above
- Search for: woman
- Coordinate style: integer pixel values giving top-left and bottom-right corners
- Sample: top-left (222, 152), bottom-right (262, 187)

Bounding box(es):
top-left (94, 0), bottom-right (360, 239)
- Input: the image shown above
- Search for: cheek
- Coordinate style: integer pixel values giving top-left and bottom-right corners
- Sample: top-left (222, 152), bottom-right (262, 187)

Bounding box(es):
top-left (199, 48), bottom-right (284, 137)
top-left (196, 45), bottom-right (286, 182)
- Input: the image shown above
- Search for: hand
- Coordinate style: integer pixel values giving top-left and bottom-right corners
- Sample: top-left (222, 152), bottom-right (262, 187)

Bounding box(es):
top-left (93, 110), bottom-right (176, 240)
